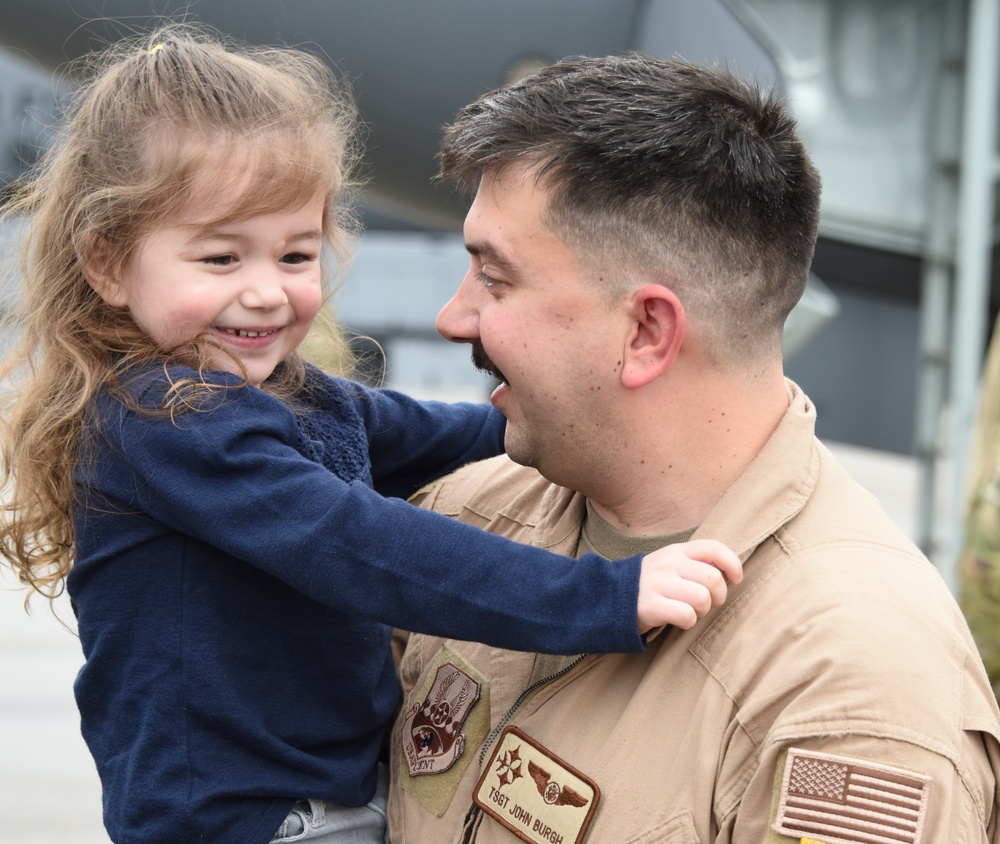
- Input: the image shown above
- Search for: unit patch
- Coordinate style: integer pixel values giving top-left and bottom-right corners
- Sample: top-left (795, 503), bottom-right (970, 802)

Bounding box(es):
top-left (772, 748), bottom-right (930, 844)
top-left (402, 660), bottom-right (481, 776)
top-left (398, 647), bottom-right (491, 817)
top-left (475, 726), bottom-right (599, 844)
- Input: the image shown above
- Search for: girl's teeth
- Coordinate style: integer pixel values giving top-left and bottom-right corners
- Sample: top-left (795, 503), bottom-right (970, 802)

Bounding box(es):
top-left (224, 328), bottom-right (272, 338)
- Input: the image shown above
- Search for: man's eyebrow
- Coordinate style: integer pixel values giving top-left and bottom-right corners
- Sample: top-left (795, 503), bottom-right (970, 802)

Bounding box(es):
top-left (465, 240), bottom-right (517, 271)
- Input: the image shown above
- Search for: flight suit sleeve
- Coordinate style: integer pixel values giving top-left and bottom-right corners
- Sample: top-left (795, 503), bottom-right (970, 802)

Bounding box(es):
top-left (724, 731), bottom-right (1000, 843)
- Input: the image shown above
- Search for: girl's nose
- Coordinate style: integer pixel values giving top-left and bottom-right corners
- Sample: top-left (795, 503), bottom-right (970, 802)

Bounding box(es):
top-left (240, 271), bottom-right (289, 310)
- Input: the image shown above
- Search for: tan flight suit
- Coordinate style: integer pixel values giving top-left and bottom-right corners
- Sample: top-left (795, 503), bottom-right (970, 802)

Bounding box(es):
top-left (389, 383), bottom-right (1000, 844)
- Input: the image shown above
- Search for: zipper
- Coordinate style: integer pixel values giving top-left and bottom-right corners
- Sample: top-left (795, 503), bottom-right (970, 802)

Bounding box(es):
top-left (477, 653), bottom-right (588, 766)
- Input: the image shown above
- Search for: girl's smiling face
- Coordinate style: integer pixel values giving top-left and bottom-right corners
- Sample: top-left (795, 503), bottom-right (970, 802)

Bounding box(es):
top-left (96, 193), bottom-right (327, 386)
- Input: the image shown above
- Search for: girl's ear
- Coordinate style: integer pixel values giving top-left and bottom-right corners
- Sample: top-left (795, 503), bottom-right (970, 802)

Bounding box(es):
top-left (82, 237), bottom-right (129, 308)
top-left (620, 284), bottom-right (686, 390)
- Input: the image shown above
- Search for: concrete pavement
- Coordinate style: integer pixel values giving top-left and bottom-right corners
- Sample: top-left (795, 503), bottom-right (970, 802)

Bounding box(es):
top-left (0, 577), bottom-right (109, 843)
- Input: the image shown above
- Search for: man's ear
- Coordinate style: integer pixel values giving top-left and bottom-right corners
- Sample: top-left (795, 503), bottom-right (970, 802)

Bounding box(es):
top-left (620, 284), bottom-right (685, 389)
top-left (82, 237), bottom-right (129, 308)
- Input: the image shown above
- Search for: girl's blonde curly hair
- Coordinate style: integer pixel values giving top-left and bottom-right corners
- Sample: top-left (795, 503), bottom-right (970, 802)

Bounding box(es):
top-left (0, 23), bottom-right (361, 598)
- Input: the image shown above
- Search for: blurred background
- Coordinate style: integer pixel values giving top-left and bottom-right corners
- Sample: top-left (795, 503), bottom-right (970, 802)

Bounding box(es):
top-left (0, 1), bottom-right (997, 841)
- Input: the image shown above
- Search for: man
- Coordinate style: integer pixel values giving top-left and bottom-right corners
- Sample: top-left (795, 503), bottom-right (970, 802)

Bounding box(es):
top-left (960, 311), bottom-right (1000, 699)
top-left (389, 56), bottom-right (1000, 843)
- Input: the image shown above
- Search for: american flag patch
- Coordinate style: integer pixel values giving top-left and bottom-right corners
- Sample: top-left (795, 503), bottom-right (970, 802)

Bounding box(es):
top-left (772, 748), bottom-right (931, 844)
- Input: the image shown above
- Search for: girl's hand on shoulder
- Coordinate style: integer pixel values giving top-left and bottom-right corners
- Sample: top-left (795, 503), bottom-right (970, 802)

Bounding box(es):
top-left (636, 539), bottom-right (743, 634)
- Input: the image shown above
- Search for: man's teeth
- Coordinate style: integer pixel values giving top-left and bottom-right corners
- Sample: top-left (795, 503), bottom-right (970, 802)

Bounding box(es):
top-left (222, 328), bottom-right (274, 338)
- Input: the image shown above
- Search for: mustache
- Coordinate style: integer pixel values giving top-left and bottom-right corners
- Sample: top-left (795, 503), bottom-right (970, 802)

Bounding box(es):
top-left (471, 343), bottom-right (506, 384)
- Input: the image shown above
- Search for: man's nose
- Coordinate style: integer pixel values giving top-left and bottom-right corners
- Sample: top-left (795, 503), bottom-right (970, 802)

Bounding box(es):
top-left (435, 271), bottom-right (480, 343)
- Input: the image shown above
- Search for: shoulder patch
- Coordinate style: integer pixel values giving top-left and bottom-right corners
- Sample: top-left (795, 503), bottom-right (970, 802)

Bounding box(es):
top-left (402, 660), bottom-right (482, 777)
top-left (772, 748), bottom-right (931, 844)
top-left (398, 646), bottom-right (491, 817)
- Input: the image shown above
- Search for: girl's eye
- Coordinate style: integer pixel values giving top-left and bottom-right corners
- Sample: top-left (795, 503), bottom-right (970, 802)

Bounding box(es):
top-left (282, 252), bottom-right (314, 265)
top-left (203, 254), bottom-right (235, 267)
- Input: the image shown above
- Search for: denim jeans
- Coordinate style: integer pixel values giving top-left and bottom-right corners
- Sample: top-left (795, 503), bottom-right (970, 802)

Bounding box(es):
top-left (270, 764), bottom-right (388, 844)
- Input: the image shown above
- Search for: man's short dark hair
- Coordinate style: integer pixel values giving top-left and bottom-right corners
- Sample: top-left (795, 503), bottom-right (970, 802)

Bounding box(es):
top-left (440, 54), bottom-right (822, 366)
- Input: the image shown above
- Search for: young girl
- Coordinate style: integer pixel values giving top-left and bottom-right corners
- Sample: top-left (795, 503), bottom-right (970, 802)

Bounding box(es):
top-left (0, 26), bottom-right (741, 844)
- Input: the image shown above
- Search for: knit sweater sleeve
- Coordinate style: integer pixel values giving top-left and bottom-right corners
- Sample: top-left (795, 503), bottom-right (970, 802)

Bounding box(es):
top-left (307, 372), bottom-right (508, 500)
top-left (87, 379), bottom-right (645, 656)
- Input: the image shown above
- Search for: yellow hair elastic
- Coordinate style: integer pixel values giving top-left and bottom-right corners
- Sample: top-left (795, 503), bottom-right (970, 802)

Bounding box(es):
top-left (149, 43), bottom-right (165, 55)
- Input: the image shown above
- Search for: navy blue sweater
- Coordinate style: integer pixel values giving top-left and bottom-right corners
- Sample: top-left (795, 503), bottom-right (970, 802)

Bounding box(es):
top-left (68, 365), bottom-right (644, 844)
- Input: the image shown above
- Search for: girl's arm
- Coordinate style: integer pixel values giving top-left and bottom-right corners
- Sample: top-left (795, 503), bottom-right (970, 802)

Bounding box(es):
top-left (90, 379), bottom-right (635, 655)
top-left (89, 374), bottom-right (738, 654)
top-left (331, 374), bottom-right (506, 500)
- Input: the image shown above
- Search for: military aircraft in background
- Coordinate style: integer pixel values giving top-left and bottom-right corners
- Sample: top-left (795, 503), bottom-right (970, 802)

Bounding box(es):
top-left (2, 0), bottom-right (997, 569)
